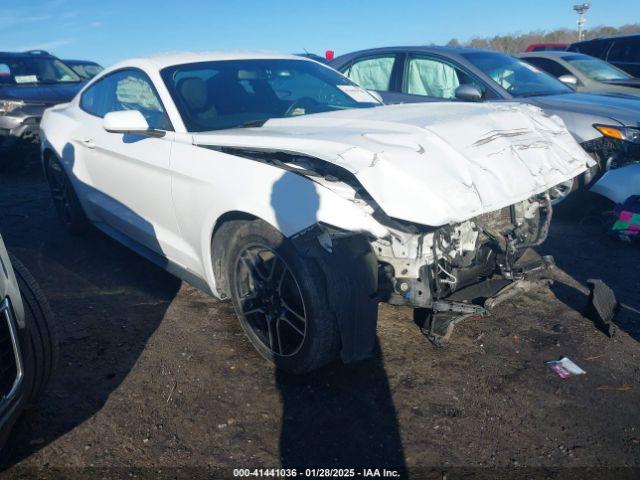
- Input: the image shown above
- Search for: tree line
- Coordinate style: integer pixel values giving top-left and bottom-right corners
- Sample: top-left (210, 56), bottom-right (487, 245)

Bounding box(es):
top-left (446, 23), bottom-right (640, 53)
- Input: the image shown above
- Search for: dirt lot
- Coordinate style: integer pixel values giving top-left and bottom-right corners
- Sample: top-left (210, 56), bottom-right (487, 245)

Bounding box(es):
top-left (0, 166), bottom-right (639, 479)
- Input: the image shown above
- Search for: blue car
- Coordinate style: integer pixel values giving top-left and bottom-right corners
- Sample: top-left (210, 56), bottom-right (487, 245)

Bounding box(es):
top-left (0, 50), bottom-right (85, 169)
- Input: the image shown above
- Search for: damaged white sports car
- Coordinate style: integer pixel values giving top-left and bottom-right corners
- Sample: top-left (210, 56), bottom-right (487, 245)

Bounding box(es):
top-left (40, 52), bottom-right (593, 373)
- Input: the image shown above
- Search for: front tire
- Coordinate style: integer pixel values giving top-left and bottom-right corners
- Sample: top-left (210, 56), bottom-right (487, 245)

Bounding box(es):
top-left (226, 220), bottom-right (340, 374)
top-left (45, 156), bottom-right (89, 235)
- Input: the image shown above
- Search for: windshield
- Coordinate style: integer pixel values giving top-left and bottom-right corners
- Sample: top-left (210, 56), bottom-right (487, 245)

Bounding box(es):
top-left (562, 54), bottom-right (631, 81)
top-left (161, 59), bottom-right (381, 132)
top-left (0, 57), bottom-right (81, 85)
top-left (68, 62), bottom-right (104, 80)
top-left (462, 51), bottom-right (572, 97)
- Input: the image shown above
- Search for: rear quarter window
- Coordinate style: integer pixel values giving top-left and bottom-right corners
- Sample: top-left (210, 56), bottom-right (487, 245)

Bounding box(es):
top-left (80, 79), bottom-right (108, 117)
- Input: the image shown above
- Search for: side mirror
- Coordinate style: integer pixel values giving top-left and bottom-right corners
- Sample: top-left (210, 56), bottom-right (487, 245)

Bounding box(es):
top-left (558, 74), bottom-right (579, 88)
top-left (454, 84), bottom-right (483, 102)
top-left (103, 110), bottom-right (165, 137)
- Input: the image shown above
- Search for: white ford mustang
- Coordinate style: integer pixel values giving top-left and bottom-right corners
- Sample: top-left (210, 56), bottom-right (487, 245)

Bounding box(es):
top-left (40, 52), bottom-right (593, 373)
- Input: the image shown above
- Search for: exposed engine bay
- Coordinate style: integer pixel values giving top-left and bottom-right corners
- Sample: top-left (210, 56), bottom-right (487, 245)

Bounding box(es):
top-left (373, 194), bottom-right (552, 310)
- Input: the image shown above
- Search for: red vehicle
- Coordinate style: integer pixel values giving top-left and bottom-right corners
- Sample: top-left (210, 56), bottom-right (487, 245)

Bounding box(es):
top-left (525, 43), bottom-right (567, 52)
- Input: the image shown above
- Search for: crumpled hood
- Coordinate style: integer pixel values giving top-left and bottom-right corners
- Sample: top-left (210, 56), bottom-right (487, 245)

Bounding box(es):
top-left (193, 102), bottom-right (593, 227)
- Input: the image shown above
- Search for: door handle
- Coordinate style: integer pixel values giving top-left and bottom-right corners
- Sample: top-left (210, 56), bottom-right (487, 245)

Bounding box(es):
top-left (79, 138), bottom-right (96, 149)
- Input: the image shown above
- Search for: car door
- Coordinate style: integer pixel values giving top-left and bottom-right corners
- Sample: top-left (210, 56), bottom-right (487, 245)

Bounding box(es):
top-left (401, 54), bottom-right (488, 101)
top-left (339, 53), bottom-right (402, 102)
top-left (75, 68), bottom-right (180, 257)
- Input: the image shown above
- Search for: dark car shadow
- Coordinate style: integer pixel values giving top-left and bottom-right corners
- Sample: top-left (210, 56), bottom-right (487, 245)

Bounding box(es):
top-left (276, 342), bottom-right (406, 471)
top-left (539, 210), bottom-right (640, 342)
top-left (271, 172), bottom-right (407, 472)
top-left (0, 141), bottom-right (181, 468)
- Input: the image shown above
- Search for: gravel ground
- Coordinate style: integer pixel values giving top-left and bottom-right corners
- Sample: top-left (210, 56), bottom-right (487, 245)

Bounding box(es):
top-left (0, 166), bottom-right (638, 479)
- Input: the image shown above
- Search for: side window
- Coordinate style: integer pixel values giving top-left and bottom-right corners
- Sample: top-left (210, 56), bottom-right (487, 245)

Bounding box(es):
top-left (111, 71), bottom-right (172, 130)
top-left (572, 41), bottom-right (609, 58)
top-left (80, 78), bottom-right (109, 117)
top-left (405, 56), bottom-right (479, 99)
top-left (343, 55), bottom-right (395, 91)
top-left (608, 40), bottom-right (640, 63)
top-left (523, 58), bottom-right (572, 79)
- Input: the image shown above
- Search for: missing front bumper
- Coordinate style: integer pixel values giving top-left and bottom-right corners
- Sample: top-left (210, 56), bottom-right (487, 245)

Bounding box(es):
top-left (414, 253), bottom-right (556, 347)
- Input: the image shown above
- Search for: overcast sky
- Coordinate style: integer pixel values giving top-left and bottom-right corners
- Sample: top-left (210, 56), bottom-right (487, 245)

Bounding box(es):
top-left (1, 0), bottom-right (636, 66)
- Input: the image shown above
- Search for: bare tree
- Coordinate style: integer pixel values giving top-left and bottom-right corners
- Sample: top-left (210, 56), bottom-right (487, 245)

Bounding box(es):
top-left (446, 23), bottom-right (640, 53)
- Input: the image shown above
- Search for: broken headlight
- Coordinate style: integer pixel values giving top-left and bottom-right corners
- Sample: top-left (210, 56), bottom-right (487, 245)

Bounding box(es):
top-left (594, 125), bottom-right (640, 145)
top-left (0, 100), bottom-right (24, 115)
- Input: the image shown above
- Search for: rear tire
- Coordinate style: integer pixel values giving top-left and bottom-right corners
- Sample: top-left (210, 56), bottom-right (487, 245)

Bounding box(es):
top-left (9, 255), bottom-right (59, 404)
top-left (45, 156), bottom-right (89, 235)
top-left (226, 220), bottom-right (340, 374)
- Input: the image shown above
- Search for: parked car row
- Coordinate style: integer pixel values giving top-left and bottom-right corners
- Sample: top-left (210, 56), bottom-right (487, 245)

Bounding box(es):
top-left (518, 51), bottom-right (640, 95)
top-left (526, 32), bottom-right (640, 77)
top-left (569, 33), bottom-right (640, 77)
top-left (0, 32), bottom-right (635, 458)
top-left (36, 49), bottom-right (610, 375)
top-left (0, 34), bottom-right (635, 449)
top-left (3, 39), bottom-right (639, 380)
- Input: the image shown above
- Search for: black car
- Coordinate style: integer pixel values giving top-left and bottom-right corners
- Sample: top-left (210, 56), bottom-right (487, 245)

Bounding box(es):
top-left (0, 234), bottom-right (58, 450)
top-left (63, 59), bottom-right (104, 80)
top-left (568, 34), bottom-right (640, 77)
top-left (0, 50), bottom-right (84, 169)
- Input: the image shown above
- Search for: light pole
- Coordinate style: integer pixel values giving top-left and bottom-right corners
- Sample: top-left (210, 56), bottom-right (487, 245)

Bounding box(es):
top-left (573, 3), bottom-right (591, 41)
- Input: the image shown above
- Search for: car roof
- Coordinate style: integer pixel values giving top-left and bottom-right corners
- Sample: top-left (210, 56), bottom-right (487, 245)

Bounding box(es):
top-left (330, 45), bottom-right (504, 68)
top-left (64, 59), bottom-right (101, 65)
top-left (110, 51), bottom-right (310, 71)
top-left (572, 33), bottom-right (640, 44)
top-left (517, 51), bottom-right (591, 60)
top-left (334, 45), bottom-right (486, 58)
top-left (0, 50), bottom-right (56, 59)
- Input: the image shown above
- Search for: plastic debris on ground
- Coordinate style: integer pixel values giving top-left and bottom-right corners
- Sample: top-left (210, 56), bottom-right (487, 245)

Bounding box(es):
top-left (610, 195), bottom-right (640, 242)
top-left (546, 357), bottom-right (586, 378)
